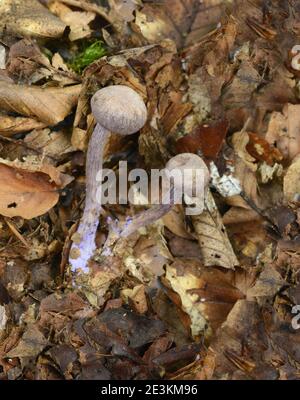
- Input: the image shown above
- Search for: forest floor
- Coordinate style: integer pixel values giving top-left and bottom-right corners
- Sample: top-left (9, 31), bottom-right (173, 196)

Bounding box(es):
top-left (0, 0), bottom-right (300, 380)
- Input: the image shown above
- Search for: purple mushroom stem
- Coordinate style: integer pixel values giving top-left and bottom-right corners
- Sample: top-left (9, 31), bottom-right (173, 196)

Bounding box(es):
top-left (119, 188), bottom-right (175, 238)
top-left (69, 124), bottom-right (109, 273)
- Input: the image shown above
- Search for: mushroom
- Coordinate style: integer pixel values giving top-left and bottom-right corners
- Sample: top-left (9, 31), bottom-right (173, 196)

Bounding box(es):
top-left (117, 153), bottom-right (210, 238)
top-left (69, 85), bottom-right (147, 274)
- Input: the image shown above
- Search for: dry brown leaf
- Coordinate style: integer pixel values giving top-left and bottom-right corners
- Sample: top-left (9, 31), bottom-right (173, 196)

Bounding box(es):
top-left (223, 207), bottom-right (261, 225)
top-left (231, 131), bottom-right (257, 171)
top-left (134, 4), bottom-right (182, 47)
top-left (7, 39), bottom-right (79, 86)
top-left (0, 81), bottom-right (81, 126)
top-left (53, 0), bottom-right (113, 27)
top-left (192, 191), bottom-right (239, 269)
top-left (226, 132), bottom-right (261, 208)
top-left (0, 158), bottom-right (72, 219)
top-left (49, 2), bottom-right (96, 41)
top-left (0, 0), bottom-right (66, 38)
top-left (226, 156), bottom-right (259, 208)
top-left (6, 324), bottom-right (48, 359)
top-left (222, 61), bottom-right (261, 110)
top-left (121, 284), bottom-right (148, 314)
top-left (109, 0), bottom-right (140, 22)
top-left (162, 205), bottom-right (192, 239)
top-left (24, 128), bottom-right (73, 161)
top-left (163, 259), bottom-right (244, 337)
top-left (266, 104), bottom-right (300, 162)
top-left (126, 230), bottom-right (171, 286)
top-left (185, 0), bottom-right (225, 46)
top-left (283, 157), bottom-right (300, 202)
top-left (0, 114), bottom-right (46, 136)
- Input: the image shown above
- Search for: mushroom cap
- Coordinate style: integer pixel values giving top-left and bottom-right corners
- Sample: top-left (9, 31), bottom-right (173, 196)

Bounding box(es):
top-left (91, 85), bottom-right (147, 135)
top-left (165, 153), bottom-right (210, 193)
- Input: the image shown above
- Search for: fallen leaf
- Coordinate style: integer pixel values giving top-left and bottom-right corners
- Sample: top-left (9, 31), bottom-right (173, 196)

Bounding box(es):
top-left (176, 120), bottom-right (229, 161)
top-left (97, 307), bottom-right (166, 349)
top-left (49, 2), bottom-right (96, 41)
top-left (6, 324), bottom-right (48, 358)
top-left (0, 81), bottom-right (81, 126)
top-left (0, 158), bottom-right (71, 219)
top-left (266, 104), bottom-right (300, 162)
top-left (24, 128), bottom-right (73, 161)
top-left (121, 284), bottom-right (148, 314)
top-left (231, 130), bottom-right (257, 171)
top-left (0, 0), bottom-right (66, 38)
top-left (192, 191), bottom-right (239, 269)
top-left (0, 114), bottom-right (46, 136)
top-left (163, 259), bottom-right (244, 336)
top-left (162, 205), bottom-right (192, 239)
top-left (283, 157), bottom-right (300, 202)
top-left (246, 132), bottom-right (283, 166)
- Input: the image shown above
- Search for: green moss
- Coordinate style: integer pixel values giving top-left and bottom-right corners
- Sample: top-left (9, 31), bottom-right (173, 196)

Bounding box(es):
top-left (70, 40), bottom-right (106, 73)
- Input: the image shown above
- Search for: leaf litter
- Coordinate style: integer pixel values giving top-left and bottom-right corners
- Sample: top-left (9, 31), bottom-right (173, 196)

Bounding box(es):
top-left (0, 0), bottom-right (300, 381)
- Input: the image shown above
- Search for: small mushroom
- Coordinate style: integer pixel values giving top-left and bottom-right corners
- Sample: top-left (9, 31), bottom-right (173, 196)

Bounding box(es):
top-left (118, 153), bottom-right (210, 237)
top-left (69, 85), bottom-right (147, 274)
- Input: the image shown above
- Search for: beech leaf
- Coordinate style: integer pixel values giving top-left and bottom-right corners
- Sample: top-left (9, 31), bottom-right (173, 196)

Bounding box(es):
top-left (0, 81), bottom-right (81, 126)
top-left (0, 159), bottom-right (72, 219)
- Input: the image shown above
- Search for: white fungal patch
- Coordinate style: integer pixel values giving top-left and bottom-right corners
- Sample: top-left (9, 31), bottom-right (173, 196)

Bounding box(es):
top-left (210, 162), bottom-right (242, 197)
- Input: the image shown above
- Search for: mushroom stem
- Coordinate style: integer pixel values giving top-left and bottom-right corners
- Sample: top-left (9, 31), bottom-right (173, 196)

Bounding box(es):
top-left (118, 188), bottom-right (175, 238)
top-left (69, 124), bottom-right (109, 273)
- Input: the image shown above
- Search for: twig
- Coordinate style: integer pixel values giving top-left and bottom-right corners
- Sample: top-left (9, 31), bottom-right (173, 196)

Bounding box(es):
top-left (4, 217), bottom-right (30, 248)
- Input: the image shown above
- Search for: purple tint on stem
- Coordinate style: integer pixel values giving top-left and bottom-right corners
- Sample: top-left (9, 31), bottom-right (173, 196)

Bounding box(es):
top-left (119, 187), bottom-right (176, 238)
top-left (69, 124), bottom-right (109, 273)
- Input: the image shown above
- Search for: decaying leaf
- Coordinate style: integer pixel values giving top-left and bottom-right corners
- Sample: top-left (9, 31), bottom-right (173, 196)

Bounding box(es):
top-left (121, 284), bottom-right (148, 314)
top-left (0, 0), bottom-right (66, 38)
top-left (49, 1), bottom-right (96, 41)
top-left (176, 119), bottom-right (229, 161)
top-left (192, 191), bottom-right (239, 269)
top-left (6, 324), bottom-right (48, 359)
top-left (266, 104), bottom-right (300, 162)
top-left (0, 81), bottom-right (81, 126)
top-left (0, 114), bottom-right (46, 136)
top-left (0, 158), bottom-right (72, 219)
top-left (284, 157), bottom-right (300, 202)
top-left (162, 206), bottom-right (192, 239)
top-left (0, 0), bottom-right (300, 382)
top-left (6, 38), bottom-right (79, 86)
top-left (163, 259), bottom-right (244, 337)
top-left (24, 128), bottom-right (73, 161)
